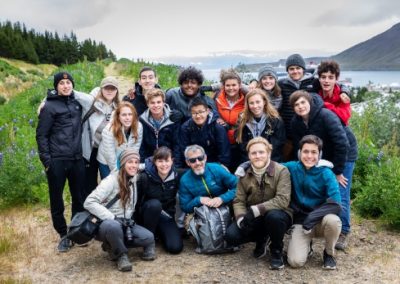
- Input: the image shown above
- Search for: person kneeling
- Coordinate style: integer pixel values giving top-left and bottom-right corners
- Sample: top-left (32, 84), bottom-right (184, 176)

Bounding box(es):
top-left (285, 135), bottom-right (342, 270)
top-left (226, 137), bottom-right (292, 270)
top-left (84, 149), bottom-right (156, 272)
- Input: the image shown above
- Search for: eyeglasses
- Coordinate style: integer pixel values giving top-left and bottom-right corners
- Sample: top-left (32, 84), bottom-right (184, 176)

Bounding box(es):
top-left (191, 110), bottom-right (207, 117)
top-left (187, 155), bottom-right (205, 164)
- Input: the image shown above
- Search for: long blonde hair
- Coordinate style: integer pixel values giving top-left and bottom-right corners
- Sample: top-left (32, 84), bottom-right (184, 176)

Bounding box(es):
top-left (112, 102), bottom-right (139, 146)
top-left (236, 89), bottom-right (280, 143)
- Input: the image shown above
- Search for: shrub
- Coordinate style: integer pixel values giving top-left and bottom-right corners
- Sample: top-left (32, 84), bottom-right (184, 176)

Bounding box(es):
top-left (0, 95), bottom-right (6, 105)
top-left (0, 61), bottom-right (104, 208)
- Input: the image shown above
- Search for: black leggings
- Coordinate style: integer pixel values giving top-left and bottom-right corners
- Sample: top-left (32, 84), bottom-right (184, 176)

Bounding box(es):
top-left (140, 199), bottom-right (183, 254)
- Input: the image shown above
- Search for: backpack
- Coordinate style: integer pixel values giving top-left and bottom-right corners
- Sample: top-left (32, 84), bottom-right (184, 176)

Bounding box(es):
top-left (188, 204), bottom-right (236, 254)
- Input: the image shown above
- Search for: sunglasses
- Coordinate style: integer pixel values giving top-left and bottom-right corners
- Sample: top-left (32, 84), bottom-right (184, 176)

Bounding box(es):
top-left (187, 155), bottom-right (205, 164)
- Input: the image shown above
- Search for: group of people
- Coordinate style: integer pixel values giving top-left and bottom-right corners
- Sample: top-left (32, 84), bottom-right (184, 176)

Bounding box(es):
top-left (36, 53), bottom-right (357, 272)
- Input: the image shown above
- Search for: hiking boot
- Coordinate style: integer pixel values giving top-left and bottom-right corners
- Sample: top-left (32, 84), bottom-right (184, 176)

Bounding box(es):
top-left (323, 250), bottom-right (337, 270)
top-left (57, 236), bottom-right (73, 252)
top-left (117, 253), bottom-right (132, 272)
top-left (269, 249), bottom-right (284, 270)
top-left (253, 240), bottom-right (268, 259)
top-left (335, 233), bottom-right (348, 251)
top-left (141, 245), bottom-right (156, 261)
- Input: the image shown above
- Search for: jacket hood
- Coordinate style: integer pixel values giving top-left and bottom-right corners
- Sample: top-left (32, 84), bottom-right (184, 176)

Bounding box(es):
top-left (144, 156), bottom-right (176, 183)
top-left (308, 93), bottom-right (324, 122)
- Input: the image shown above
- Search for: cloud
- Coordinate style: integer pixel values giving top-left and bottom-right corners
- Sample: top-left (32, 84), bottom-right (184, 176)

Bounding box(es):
top-left (313, 0), bottom-right (400, 26)
top-left (1, 0), bottom-right (113, 33)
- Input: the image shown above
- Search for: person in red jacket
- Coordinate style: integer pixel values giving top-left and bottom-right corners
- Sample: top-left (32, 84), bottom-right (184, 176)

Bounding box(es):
top-left (214, 69), bottom-right (245, 171)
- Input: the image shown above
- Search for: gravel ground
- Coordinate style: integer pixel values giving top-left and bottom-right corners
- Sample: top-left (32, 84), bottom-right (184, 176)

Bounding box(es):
top-left (1, 207), bottom-right (399, 284)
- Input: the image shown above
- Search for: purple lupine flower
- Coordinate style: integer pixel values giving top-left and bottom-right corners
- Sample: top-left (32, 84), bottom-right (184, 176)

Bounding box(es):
top-left (12, 118), bottom-right (17, 123)
top-left (28, 119), bottom-right (34, 126)
top-left (376, 151), bottom-right (384, 161)
top-left (29, 149), bottom-right (36, 157)
top-left (0, 152), bottom-right (3, 167)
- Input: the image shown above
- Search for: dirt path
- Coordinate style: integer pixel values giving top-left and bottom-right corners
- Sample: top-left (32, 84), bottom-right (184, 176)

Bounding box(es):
top-left (0, 206), bottom-right (399, 283)
top-left (104, 62), bottom-right (133, 99)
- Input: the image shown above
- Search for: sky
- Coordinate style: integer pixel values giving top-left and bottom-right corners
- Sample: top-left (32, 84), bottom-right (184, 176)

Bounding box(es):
top-left (1, 0), bottom-right (400, 64)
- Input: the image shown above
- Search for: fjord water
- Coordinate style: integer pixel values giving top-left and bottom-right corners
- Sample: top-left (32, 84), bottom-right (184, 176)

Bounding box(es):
top-left (202, 69), bottom-right (400, 87)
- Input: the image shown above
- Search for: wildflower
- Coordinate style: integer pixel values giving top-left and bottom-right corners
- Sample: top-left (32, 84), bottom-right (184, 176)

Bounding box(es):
top-left (12, 118), bottom-right (17, 123)
top-left (29, 149), bottom-right (36, 157)
top-left (28, 119), bottom-right (34, 126)
top-left (376, 151), bottom-right (384, 161)
top-left (0, 152), bottom-right (3, 167)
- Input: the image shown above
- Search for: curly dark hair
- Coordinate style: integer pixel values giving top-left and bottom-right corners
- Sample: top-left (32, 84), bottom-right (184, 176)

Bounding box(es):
top-left (178, 66), bottom-right (204, 85)
top-left (317, 60), bottom-right (340, 78)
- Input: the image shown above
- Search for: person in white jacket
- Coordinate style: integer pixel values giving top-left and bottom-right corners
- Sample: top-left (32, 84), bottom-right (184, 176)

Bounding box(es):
top-left (74, 76), bottom-right (120, 197)
top-left (97, 101), bottom-right (143, 178)
top-left (84, 149), bottom-right (155, 272)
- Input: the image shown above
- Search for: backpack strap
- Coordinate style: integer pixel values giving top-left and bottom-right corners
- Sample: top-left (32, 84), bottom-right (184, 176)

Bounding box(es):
top-left (201, 177), bottom-right (213, 198)
top-left (82, 102), bottom-right (97, 125)
top-left (105, 194), bottom-right (120, 209)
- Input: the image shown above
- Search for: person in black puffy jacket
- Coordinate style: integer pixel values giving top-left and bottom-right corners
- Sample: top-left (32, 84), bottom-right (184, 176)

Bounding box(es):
top-left (36, 72), bottom-right (85, 253)
top-left (137, 147), bottom-right (184, 254)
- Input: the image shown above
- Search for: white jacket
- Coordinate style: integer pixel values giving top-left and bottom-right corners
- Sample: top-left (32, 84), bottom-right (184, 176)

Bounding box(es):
top-left (75, 88), bottom-right (116, 161)
top-left (84, 171), bottom-right (137, 220)
top-left (97, 122), bottom-right (143, 170)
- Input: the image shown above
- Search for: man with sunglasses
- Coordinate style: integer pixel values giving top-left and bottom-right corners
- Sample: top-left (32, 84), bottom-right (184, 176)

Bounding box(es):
top-left (179, 145), bottom-right (237, 214)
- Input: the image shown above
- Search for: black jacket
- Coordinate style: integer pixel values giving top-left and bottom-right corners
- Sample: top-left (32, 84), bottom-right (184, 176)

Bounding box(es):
top-left (176, 114), bottom-right (231, 168)
top-left (236, 116), bottom-right (286, 163)
top-left (137, 158), bottom-right (184, 216)
top-left (291, 94), bottom-right (349, 175)
top-left (36, 90), bottom-right (83, 168)
top-left (279, 76), bottom-right (350, 139)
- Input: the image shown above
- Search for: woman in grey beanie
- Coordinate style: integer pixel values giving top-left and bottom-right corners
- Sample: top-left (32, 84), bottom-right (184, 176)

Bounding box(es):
top-left (257, 65), bottom-right (282, 110)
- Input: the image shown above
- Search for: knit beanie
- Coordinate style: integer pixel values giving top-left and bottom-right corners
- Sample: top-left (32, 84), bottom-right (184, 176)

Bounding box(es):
top-left (100, 76), bottom-right (119, 90)
top-left (285, 54), bottom-right (306, 71)
top-left (117, 149), bottom-right (140, 170)
top-left (53, 72), bottom-right (74, 90)
top-left (258, 65), bottom-right (278, 81)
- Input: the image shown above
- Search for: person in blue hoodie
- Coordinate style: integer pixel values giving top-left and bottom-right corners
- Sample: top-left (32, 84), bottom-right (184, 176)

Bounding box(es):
top-left (285, 135), bottom-right (342, 270)
top-left (175, 97), bottom-right (231, 168)
top-left (137, 147), bottom-right (184, 254)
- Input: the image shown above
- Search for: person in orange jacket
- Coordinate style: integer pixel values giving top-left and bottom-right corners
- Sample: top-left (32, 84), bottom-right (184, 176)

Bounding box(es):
top-left (214, 69), bottom-right (246, 171)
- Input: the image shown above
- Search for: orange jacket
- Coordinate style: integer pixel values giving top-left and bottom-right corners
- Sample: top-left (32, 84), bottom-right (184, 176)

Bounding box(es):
top-left (215, 90), bottom-right (245, 144)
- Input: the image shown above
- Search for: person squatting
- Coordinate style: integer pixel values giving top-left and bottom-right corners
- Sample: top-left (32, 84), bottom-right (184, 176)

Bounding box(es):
top-left (36, 55), bottom-right (357, 272)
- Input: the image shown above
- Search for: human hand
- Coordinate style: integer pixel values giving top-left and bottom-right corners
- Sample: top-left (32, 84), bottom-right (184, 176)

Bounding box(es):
top-left (208, 197), bottom-right (223, 208)
top-left (240, 210), bottom-right (255, 229)
top-left (200, 197), bottom-right (212, 205)
top-left (216, 118), bottom-right (227, 126)
top-left (340, 93), bottom-right (350, 104)
top-left (127, 88), bottom-right (135, 99)
top-left (336, 174), bottom-right (348, 188)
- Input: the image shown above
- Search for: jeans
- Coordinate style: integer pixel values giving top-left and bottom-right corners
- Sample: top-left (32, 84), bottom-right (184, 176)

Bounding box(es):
top-left (339, 161), bottom-right (355, 234)
top-left (140, 199), bottom-right (183, 254)
top-left (225, 209), bottom-right (292, 252)
top-left (98, 162), bottom-right (111, 179)
top-left (96, 219), bottom-right (154, 259)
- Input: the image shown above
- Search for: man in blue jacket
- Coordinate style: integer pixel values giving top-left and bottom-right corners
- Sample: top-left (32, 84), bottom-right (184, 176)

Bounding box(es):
top-left (179, 144), bottom-right (237, 214)
top-left (285, 135), bottom-right (342, 270)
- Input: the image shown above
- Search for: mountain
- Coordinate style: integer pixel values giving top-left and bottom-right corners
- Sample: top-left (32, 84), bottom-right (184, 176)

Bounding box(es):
top-left (332, 23), bottom-right (400, 70)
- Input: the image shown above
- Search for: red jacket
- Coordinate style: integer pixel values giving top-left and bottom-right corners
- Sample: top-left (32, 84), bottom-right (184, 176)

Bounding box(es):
top-left (215, 90), bottom-right (245, 144)
top-left (318, 84), bottom-right (351, 125)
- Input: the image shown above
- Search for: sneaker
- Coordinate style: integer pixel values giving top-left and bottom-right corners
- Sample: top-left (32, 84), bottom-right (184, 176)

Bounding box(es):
top-left (323, 250), bottom-right (337, 270)
top-left (57, 236), bottom-right (73, 252)
top-left (270, 249), bottom-right (284, 270)
top-left (335, 233), bottom-right (348, 251)
top-left (253, 240), bottom-right (268, 259)
top-left (117, 253), bottom-right (132, 272)
top-left (141, 245), bottom-right (156, 261)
